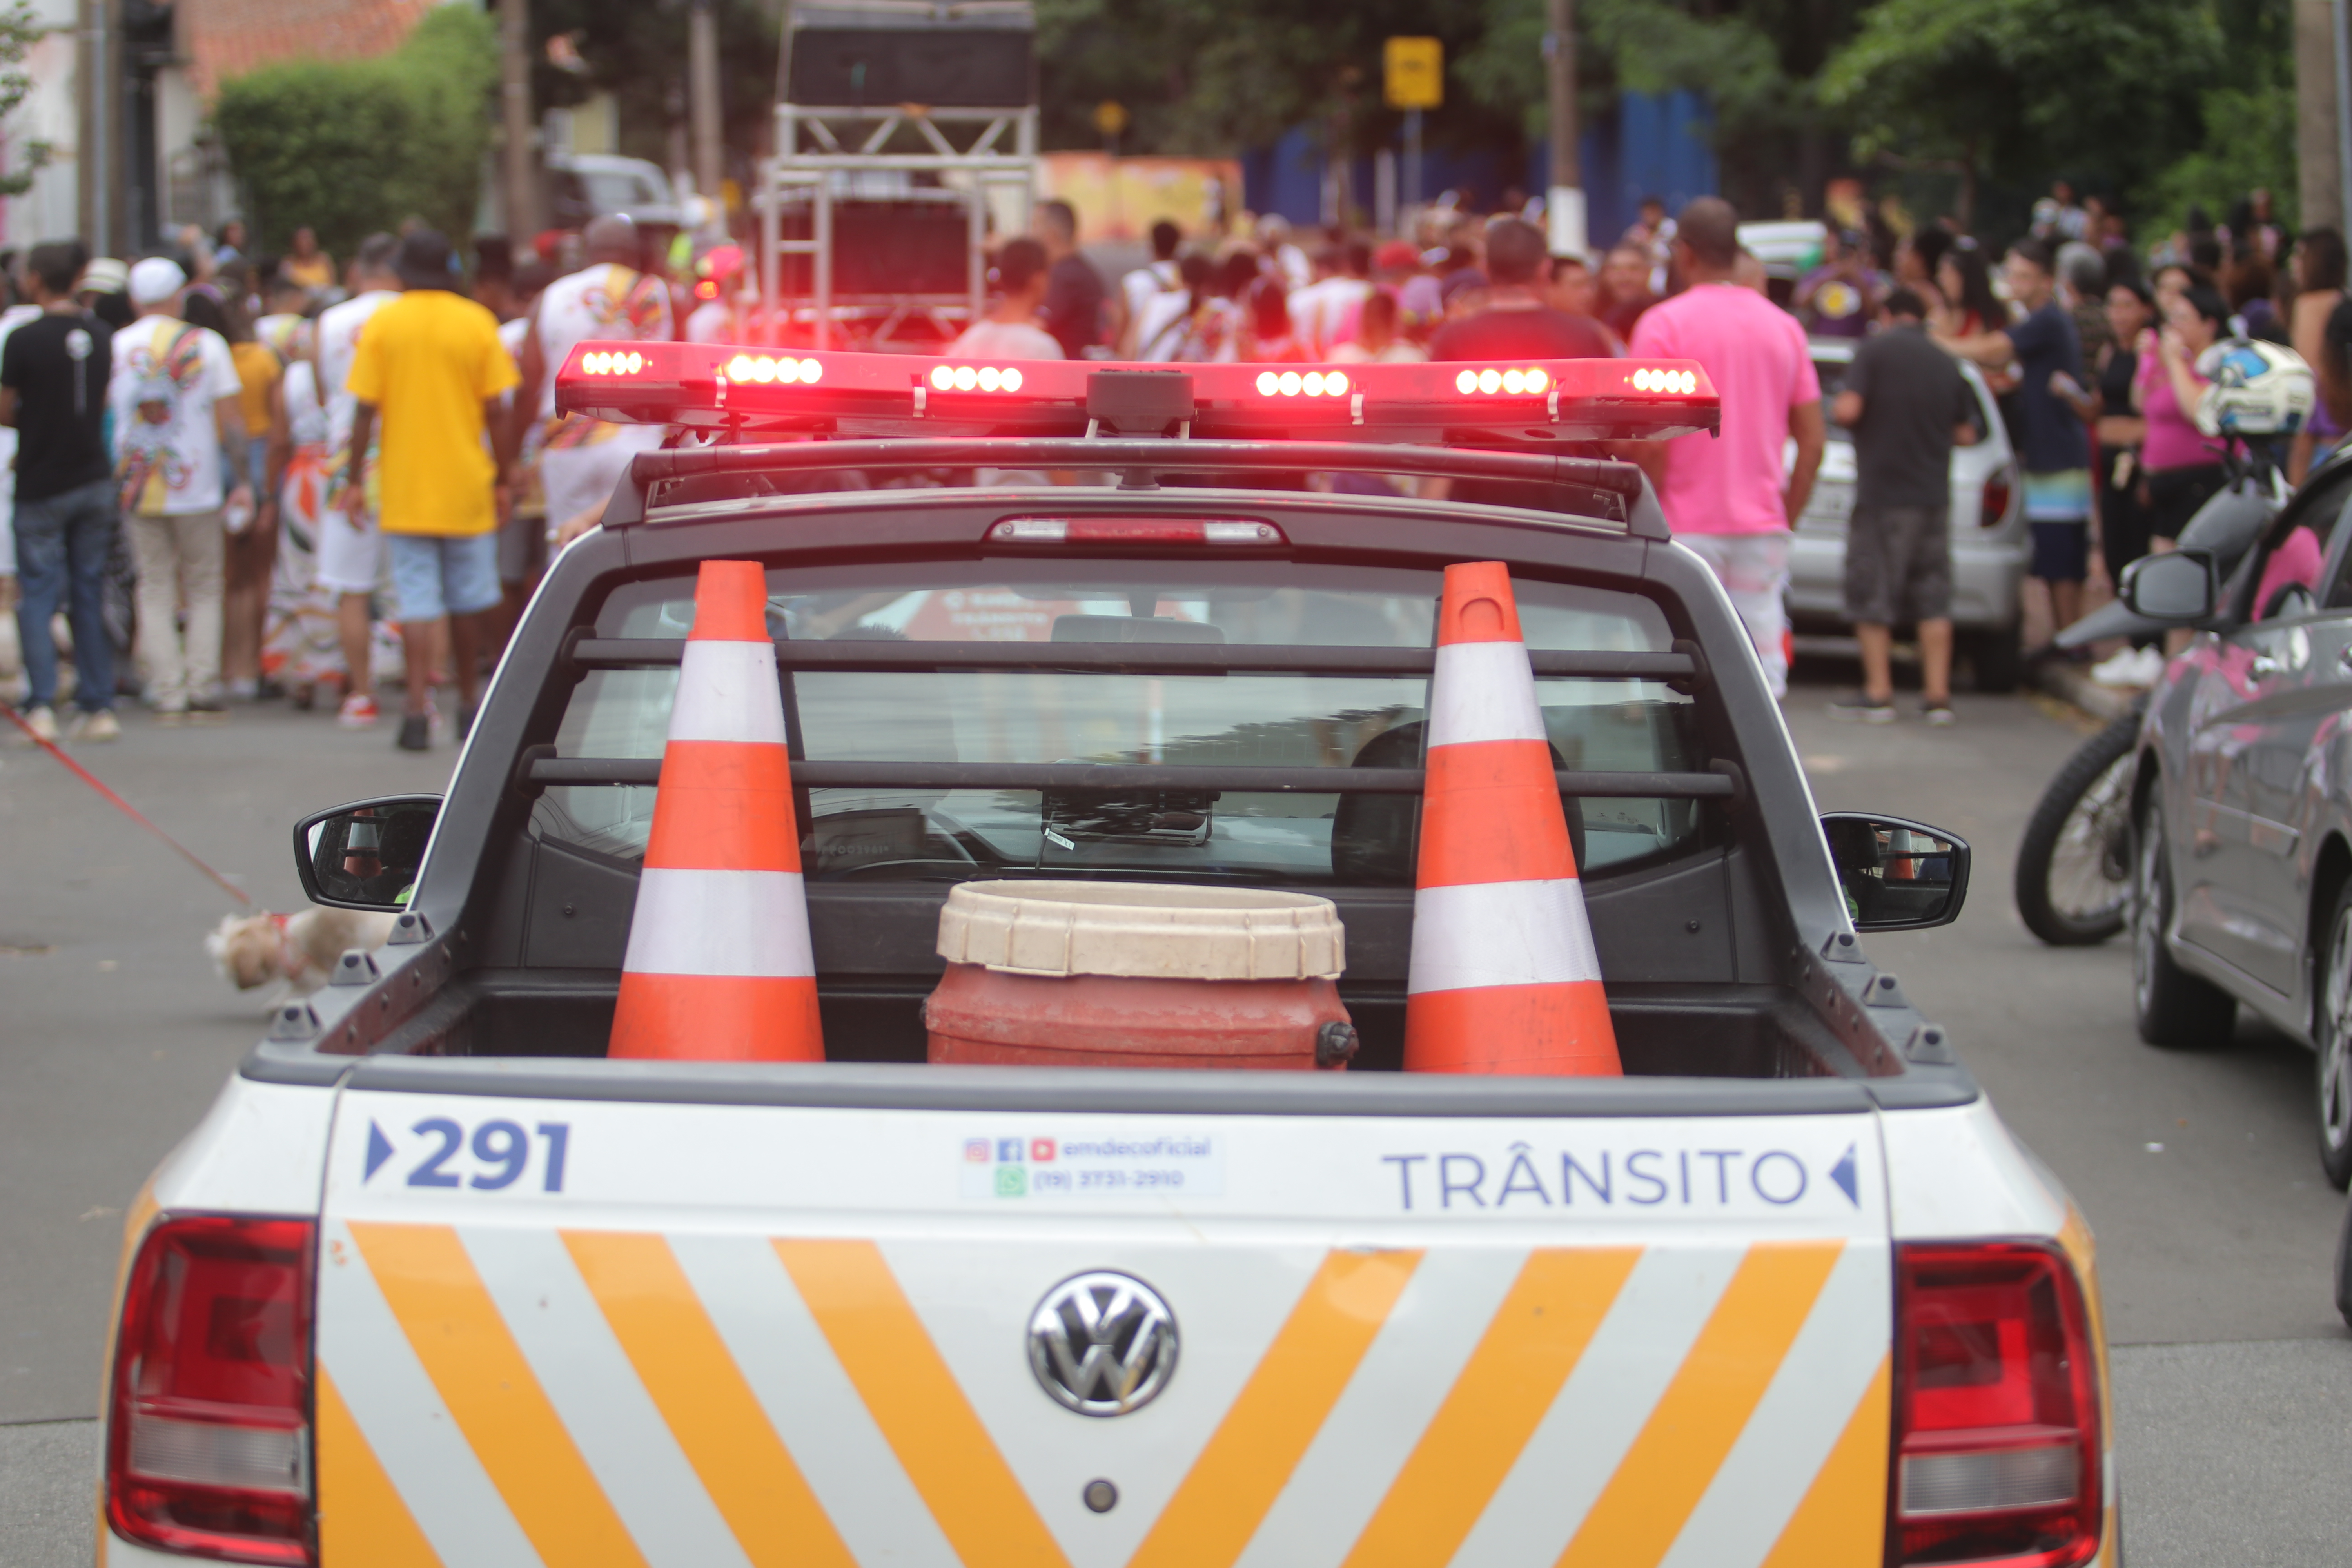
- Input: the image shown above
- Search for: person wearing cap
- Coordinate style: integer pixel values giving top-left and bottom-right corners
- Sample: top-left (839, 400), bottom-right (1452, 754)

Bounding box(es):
top-left (78, 258), bottom-right (134, 330)
top-left (341, 229), bottom-right (521, 752)
top-left (107, 255), bottom-right (251, 721)
top-left (509, 214), bottom-right (672, 556)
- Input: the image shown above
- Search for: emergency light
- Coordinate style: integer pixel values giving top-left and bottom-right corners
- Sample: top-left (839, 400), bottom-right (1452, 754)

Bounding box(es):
top-left (555, 341), bottom-right (1720, 444)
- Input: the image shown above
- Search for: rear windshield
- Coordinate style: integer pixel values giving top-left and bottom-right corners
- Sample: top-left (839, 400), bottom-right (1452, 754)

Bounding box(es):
top-left (538, 559), bottom-right (1707, 887)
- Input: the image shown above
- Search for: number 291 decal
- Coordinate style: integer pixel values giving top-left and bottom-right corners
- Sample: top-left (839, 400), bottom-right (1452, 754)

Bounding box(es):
top-left (361, 1117), bottom-right (571, 1192)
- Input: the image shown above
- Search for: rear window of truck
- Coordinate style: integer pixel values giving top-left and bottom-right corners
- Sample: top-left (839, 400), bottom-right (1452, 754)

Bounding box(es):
top-left (536, 558), bottom-right (1707, 887)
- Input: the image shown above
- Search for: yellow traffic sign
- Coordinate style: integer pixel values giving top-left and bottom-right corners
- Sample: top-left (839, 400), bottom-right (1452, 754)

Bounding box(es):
top-left (1094, 100), bottom-right (1130, 137)
top-left (1385, 37), bottom-right (1443, 110)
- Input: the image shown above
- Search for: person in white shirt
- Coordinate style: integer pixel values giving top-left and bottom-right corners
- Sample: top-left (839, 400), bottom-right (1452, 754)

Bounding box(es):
top-left (944, 239), bottom-right (1063, 361)
top-left (311, 232), bottom-right (402, 726)
top-left (1288, 239), bottom-right (1374, 358)
top-left (511, 216), bottom-right (675, 546)
top-left (108, 257), bottom-right (250, 719)
top-left (1117, 221), bottom-right (1183, 358)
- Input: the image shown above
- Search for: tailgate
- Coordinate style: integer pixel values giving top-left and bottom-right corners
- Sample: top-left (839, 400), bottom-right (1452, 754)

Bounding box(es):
top-left (316, 1089), bottom-right (1891, 1568)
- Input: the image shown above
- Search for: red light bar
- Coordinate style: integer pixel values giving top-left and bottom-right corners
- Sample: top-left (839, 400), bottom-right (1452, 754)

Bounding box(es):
top-left (554, 341), bottom-right (1719, 445)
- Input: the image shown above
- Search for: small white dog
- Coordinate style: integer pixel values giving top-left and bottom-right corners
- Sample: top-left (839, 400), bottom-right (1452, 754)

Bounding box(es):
top-left (207, 907), bottom-right (397, 997)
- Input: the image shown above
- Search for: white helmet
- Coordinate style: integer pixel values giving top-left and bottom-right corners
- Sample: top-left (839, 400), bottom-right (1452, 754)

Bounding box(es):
top-left (2195, 338), bottom-right (2316, 438)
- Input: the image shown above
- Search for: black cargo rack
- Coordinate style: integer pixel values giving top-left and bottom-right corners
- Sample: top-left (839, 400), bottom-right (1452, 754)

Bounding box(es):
top-left (536, 632), bottom-right (1734, 799)
top-left (524, 754), bottom-right (1744, 800)
top-left (564, 635), bottom-right (1707, 684)
top-left (605, 437), bottom-right (1669, 537)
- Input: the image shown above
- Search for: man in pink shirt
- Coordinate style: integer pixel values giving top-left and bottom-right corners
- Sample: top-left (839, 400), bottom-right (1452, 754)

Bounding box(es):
top-left (1627, 198), bottom-right (1826, 697)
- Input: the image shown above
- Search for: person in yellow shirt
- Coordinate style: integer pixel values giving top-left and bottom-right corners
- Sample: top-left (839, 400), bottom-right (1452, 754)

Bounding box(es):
top-left (342, 230), bottom-right (521, 752)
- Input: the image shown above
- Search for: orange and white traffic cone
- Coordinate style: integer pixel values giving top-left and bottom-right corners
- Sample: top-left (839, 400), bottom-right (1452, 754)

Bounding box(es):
top-left (1403, 561), bottom-right (1621, 1076)
top-left (608, 559), bottom-right (824, 1062)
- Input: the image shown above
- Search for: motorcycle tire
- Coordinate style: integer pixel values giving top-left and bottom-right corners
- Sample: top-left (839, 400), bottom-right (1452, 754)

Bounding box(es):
top-left (2014, 702), bottom-right (2144, 946)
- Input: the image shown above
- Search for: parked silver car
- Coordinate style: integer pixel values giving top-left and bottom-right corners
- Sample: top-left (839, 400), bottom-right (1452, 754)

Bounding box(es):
top-left (1785, 336), bottom-right (2028, 690)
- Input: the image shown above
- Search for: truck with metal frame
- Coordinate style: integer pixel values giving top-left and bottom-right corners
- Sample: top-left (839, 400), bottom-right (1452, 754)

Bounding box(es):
top-left (94, 346), bottom-right (2118, 1568)
top-left (756, 1), bottom-right (1039, 351)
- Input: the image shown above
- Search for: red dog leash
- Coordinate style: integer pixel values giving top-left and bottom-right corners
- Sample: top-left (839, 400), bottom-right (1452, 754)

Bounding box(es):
top-left (3, 706), bottom-right (254, 906)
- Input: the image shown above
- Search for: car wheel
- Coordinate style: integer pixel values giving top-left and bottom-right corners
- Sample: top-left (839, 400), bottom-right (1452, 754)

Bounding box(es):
top-left (1965, 623), bottom-right (2024, 695)
top-left (2336, 1200), bottom-right (2352, 1328)
top-left (2132, 793), bottom-right (2238, 1048)
top-left (2314, 886), bottom-right (2352, 1189)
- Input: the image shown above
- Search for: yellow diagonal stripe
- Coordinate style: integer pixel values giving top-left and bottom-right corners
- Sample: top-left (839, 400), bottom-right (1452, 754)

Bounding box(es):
top-left (1555, 1240), bottom-right (1844, 1568)
top-left (565, 1230), bottom-right (857, 1568)
top-left (1127, 1248), bottom-right (1424, 1568)
top-left (1338, 1248), bottom-right (1641, 1568)
top-left (775, 1238), bottom-right (1071, 1568)
top-left (315, 1366), bottom-right (445, 1568)
top-left (348, 1222), bottom-right (650, 1568)
top-left (1758, 1354), bottom-right (1889, 1568)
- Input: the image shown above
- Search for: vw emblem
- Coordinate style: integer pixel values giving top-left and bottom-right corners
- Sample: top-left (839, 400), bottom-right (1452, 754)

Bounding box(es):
top-left (1027, 1271), bottom-right (1179, 1416)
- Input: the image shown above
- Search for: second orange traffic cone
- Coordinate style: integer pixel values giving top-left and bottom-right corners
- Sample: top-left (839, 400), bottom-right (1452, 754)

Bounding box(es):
top-left (1403, 562), bottom-right (1621, 1076)
top-left (608, 559), bottom-right (824, 1062)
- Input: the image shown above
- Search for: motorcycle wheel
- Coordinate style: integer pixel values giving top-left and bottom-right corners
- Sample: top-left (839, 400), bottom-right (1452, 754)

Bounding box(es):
top-left (2014, 702), bottom-right (2144, 945)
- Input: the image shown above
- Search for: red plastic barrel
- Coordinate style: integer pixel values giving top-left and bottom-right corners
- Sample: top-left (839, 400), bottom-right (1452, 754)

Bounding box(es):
top-left (922, 881), bottom-right (1355, 1071)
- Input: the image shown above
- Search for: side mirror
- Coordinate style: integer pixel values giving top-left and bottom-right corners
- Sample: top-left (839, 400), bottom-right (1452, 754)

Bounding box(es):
top-left (2120, 549), bottom-right (2218, 621)
top-left (294, 795), bottom-right (444, 911)
top-left (1821, 811), bottom-right (1971, 932)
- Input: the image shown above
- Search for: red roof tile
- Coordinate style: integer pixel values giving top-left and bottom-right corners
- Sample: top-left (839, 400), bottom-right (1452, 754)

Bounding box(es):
top-left (181, 0), bottom-right (443, 100)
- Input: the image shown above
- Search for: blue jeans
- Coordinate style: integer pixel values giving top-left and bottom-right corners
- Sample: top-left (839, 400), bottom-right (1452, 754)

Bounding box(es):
top-left (13, 477), bottom-right (119, 713)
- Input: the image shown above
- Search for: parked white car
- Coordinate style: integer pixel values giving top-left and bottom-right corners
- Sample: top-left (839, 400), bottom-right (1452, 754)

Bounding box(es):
top-left (1786, 337), bottom-right (2029, 691)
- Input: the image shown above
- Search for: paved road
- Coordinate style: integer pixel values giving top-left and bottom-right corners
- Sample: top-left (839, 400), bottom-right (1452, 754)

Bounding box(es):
top-left (5, 681), bottom-right (2348, 1564)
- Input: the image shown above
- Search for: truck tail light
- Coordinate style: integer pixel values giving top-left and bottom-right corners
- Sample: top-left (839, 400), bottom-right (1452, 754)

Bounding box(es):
top-left (1980, 470), bottom-right (2013, 528)
top-left (109, 1216), bottom-right (315, 1565)
top-left (988, 517), bottom-right (1287, 546)
top-left (1893, 1242), bottom-right (2102, 1568)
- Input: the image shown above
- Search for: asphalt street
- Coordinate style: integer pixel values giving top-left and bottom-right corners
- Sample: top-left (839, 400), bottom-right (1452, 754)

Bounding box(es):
top-left (4, 677), bottom-right (2348, 1564)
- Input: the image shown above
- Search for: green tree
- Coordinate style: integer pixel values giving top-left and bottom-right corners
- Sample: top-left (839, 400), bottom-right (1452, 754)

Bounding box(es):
top-left (0, 0), bottom-right (52, 198)
top-left (1819, 0), bottom-right (2223, 229)
top-left (529, 0), bottom-right (778, 173)
top-left (215, 6), bottom-right (497, 261)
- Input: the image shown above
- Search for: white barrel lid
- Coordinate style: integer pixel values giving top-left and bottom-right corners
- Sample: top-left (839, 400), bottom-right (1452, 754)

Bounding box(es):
top-left (936, 880), bottom-right (1345, 981)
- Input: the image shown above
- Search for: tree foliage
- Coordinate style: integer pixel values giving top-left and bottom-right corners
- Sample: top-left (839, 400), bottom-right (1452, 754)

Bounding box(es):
top-left (0, 0), bottom-right (50, 199)
top-left (528, 0), bottom-right (778, 172)
top-left (1818, 0), bottom-right (2224, 225)
top-left (215, 7), bottom-right (497, 259)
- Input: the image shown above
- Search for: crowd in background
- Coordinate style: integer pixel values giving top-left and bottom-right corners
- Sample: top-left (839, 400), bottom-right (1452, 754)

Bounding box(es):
top-left (7, 176), bottom-right (2347, 749)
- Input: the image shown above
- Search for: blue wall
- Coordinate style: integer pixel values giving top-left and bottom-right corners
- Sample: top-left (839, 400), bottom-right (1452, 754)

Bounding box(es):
top-left (1241, 91), bottom-right (1716, 250)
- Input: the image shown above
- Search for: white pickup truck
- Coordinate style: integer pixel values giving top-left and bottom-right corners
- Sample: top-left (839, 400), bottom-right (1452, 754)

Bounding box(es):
top-left (97, 349), bottom-right (2115, 1568)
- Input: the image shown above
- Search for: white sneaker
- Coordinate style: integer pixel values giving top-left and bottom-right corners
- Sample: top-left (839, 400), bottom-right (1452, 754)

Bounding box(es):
top-left (2087, 647), bottom-right (2136, 685)
top-left (2091, 646), bottom-right (2164, 688)
top-left (14, 704), bottom-right (56, 743)
top-left (67, 709), bottom-right (121, 742)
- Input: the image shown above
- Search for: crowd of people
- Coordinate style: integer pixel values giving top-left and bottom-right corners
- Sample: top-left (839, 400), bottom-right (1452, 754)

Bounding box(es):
top-left (0, 215), bottom-right (656, 751)
top-left (6, 178), bottom-right (2344, 748)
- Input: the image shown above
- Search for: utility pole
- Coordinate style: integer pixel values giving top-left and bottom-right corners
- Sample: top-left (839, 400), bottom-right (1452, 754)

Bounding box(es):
top-left (2299, 3), bottom-right (2346, 232)
top-left (690, 0), bottom-right (723, 213)
top-left (78, 0), bottom-right (109, 256)
top-left (501, 0), bottom-right (537, 240)
top-left (1544, 0), bottom-right (1584, 258)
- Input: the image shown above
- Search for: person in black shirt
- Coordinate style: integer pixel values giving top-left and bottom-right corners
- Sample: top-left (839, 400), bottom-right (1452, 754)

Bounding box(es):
top-left (1429, 219), bottom-right (1613, 361)
top-left (1036, 200), bottom-right (1107, 361)
top-left (1829, 289), bottom-right (1980, 724)
top-left (1, 241), bottom-right (119, 740)
top-left (1427, 220), bottom-right (1611, 511)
